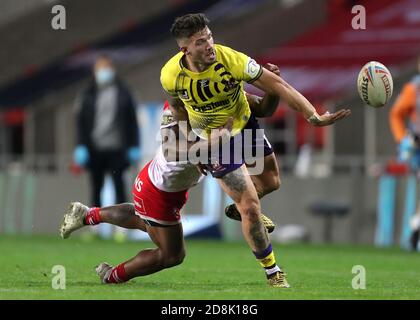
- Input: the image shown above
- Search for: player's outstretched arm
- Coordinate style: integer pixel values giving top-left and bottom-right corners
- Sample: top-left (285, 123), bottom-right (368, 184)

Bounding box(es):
top-left (252, 68), bottom-right (351, 126)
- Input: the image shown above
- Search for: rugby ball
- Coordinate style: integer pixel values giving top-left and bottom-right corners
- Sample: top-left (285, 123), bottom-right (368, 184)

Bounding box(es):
top-left (357, 61), bottom-right (393, 108)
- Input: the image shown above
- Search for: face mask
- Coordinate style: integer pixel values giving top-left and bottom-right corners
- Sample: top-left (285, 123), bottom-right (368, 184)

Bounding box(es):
top-left (95, 67), bottom-right (115, 86)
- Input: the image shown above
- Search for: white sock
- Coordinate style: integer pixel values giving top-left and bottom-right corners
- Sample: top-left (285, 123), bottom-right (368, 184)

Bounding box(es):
top-left (265, 265), bottom-right (281, 276)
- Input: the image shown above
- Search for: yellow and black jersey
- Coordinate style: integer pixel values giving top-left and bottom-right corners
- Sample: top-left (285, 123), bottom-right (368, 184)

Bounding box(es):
top-left (160, 44), bottom-right (263, 139)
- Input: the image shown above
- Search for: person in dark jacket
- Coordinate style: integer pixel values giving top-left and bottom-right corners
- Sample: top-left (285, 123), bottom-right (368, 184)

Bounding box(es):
top-left (74, 55), bottom-right (140, 207)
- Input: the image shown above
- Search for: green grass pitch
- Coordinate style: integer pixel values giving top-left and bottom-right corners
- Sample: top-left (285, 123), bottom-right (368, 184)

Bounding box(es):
top-left (1, 235), bottom-right (419, 299)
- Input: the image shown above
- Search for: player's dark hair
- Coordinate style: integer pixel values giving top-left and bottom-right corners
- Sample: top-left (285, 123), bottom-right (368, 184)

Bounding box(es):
top-left (170, 13), bottom-right (210, 39)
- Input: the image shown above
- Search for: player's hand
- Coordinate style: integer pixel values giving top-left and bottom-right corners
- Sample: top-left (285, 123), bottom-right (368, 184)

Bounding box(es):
top-left (220, 116), bottom-right (233, 138)
top-left (196, 117), bottom-right (234, 175)
top-left (127, 146), bottom-right (142, 164)
top-left (200, 117), bottom-right (234, 174)
top-left (264, 63), bottom-right (280, 77)
top-left (208, 117), bottom-right (233, 144)
top-left (73, 145), bottom-right (89, 167)
top-left (307, 109), bottom-right (351, 127)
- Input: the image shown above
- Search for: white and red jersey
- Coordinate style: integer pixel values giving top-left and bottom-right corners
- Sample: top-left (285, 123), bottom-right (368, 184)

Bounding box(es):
top-left (132, 101), bottom-right (204, 225)
top-left (147, 101), bottom-right (204, 193)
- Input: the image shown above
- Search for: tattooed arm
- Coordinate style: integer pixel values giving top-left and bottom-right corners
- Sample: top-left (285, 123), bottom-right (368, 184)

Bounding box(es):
top-left (161, 109), bottom-right (233, 163)
top-left (166, 95), bottom-right (190, 138)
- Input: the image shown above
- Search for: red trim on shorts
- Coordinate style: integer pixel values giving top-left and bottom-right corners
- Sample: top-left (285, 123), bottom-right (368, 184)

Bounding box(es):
top-left (132, 161), bottom-right (188, 224)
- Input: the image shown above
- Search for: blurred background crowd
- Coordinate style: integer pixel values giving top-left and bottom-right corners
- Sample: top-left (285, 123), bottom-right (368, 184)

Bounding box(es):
top-left (0, 0), bottom-right (419, 247)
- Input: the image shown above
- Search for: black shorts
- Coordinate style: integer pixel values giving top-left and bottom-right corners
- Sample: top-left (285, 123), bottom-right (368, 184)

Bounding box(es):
top-left (203, 113), bottom-right (274, 178)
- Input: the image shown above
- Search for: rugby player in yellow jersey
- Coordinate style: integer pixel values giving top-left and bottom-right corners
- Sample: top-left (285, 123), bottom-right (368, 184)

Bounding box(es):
top-left (161, 13), bottom-right (351, 288)
top-left (59, 89), bottom-right (281, 285)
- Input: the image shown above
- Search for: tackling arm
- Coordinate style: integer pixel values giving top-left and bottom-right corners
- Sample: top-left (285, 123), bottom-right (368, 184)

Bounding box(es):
top-left (247, 93), bottom-right (279, 118)
top-left (161, 120), bottom-right (232, 163)
top-left (166, 95), bottom-right (188, 120)
top-left (162, 96), bottom-right (232, 163)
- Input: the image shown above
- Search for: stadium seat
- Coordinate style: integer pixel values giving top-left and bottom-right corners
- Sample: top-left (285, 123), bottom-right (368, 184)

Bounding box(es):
top-left (308, 200), bottom-right (350, 243)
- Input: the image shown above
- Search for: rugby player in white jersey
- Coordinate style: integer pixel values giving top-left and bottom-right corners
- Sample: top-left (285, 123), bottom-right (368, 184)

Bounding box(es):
top-left (59, 72), bottom-right (282, 285)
